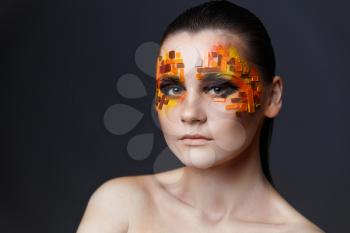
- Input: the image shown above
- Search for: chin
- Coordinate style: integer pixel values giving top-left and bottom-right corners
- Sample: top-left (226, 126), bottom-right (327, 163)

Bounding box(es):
top-left (178, 146), bottom-right (219, 169)
top-left (187, 146), bottom-right (246, 169)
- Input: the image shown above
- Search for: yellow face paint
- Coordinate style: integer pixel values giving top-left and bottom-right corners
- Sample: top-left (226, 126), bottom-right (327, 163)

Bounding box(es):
top-left (155, 44), bottom-right (262, 113)
top-left (155, 49), bottom-right (186, 112)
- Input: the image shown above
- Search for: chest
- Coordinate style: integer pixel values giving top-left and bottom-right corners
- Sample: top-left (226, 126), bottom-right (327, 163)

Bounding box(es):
top-left (126, 201), bottom-right (289, 233)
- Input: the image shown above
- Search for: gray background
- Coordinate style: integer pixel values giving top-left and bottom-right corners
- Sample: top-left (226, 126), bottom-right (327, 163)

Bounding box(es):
top-left (1, 0), bottom-right (349, 232)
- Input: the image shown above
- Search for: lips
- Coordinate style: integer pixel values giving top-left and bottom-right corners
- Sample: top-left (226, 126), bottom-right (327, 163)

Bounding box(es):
top-left (179, 134), bottom-right (213, 146)
top-left (180, 134), bottom-right (212, 140)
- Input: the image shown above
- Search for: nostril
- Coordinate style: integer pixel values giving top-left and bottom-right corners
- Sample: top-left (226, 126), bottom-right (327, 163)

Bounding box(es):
top-left (181, 113), bottom-right (207, 124)
top-left (180, 93), bottom-right (207, 124)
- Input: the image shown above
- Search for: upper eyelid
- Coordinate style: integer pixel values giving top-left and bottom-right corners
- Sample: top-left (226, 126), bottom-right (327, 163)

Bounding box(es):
top-left (158, 73), bottom-right (237, 89)
top-left (201, 79), bottom-right (237, 90)
top-left (201, 79), bottom-right (231, 86)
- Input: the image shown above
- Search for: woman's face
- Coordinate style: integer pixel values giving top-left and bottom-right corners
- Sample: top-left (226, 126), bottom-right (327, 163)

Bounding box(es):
top-left (155, 29), bottom-right (266, 169)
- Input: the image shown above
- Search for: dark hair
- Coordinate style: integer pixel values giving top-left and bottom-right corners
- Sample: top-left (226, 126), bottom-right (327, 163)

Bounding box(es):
top-left (159, 0), bottom-right (276, 186)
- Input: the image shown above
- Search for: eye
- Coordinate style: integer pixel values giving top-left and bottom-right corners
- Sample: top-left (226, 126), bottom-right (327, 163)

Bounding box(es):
top-left (208, 86), bottom-right (224, 94)
top-left (204, 83), bottom-right (238, 98)
top-left (160, 85), bottom-right (185, 97)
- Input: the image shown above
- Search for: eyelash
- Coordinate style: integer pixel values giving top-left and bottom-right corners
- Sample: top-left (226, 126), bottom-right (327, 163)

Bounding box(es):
top-left (204, 84), bottom-right (238, 97)
top-left (160, 85), bottom-right (185, 98)
top-left (160, 83), bottom-right (238, 98)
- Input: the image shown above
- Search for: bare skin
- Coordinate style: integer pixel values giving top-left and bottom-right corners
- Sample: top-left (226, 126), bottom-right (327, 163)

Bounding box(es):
top-left (76, 173), bottom-right (324, 233)
top-left (76, 30), bottom-right (325, 233)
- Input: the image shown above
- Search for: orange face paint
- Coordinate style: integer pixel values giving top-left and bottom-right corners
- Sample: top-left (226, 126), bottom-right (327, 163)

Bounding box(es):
top-left (155, 49), bottom-right (186, 111)
top-left (155, 44), bottom-right (262, 113)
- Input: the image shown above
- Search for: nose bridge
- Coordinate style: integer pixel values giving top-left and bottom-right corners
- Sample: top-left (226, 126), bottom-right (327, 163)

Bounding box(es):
top-left (181, 77), bottom-right (206, 123)
top-left (185, 84), bottom-right (200, 104)
top-left (183, 73), bottom-right (202, 106)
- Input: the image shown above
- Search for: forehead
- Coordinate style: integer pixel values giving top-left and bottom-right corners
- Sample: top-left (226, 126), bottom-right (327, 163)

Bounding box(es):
top-left (160, 29), bottom-right (248, 63)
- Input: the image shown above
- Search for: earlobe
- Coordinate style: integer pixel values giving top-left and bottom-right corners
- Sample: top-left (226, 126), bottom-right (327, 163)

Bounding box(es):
top-left (264, 75), bottom-right (283, 118)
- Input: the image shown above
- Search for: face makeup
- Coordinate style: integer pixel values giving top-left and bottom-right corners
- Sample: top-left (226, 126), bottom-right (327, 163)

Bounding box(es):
top-left (155, 44), bottom-right (262, 114)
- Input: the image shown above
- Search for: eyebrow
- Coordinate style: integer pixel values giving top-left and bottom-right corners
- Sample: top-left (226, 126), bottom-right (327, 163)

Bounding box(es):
top-left (200, 72), bottom-right (231, 82)
top-left (159, 74), bottom-right (179, 80)
top-left (158, 75), bottom-right (182, 85)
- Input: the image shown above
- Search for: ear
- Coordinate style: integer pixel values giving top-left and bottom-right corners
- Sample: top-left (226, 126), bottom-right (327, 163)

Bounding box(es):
top-left (264, 75), bottom-right (283, 118)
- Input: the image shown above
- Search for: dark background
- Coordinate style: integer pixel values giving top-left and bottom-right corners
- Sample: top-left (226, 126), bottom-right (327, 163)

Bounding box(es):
top-left (2, 0), bottom-right (350, 232)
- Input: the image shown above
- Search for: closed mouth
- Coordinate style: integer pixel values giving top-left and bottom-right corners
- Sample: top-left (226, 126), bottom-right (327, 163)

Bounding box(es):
top-left (180, 134), bottom-right (212, 140)
top-left (179, 134), bottom-right (213, 146)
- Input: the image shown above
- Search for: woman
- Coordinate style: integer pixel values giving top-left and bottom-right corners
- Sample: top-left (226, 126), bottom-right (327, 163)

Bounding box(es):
top-left (77, 1), bottom-right (324, 232)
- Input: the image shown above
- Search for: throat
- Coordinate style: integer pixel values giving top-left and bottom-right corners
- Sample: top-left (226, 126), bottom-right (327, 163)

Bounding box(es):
top-left (200, 206), bottom-right (227, 225)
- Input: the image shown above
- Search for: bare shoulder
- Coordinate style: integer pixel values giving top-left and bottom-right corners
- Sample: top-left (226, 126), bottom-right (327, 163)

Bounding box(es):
top-left (284, 221), bottom-right (325, 233)
top-left (76, 175), bottom-right (149, 233)
top-left (267, 187), bottom-right (325, 233)
top-left (278, 203), bottom-right (325, 233)
top-left (280, 207), bottom-right (325, 233)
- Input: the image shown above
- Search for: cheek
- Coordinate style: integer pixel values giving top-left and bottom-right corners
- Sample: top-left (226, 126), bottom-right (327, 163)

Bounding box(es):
top-left (157, 99), bottom-right (184, 127)
top-left (204, 99), bottom-right (252, 152)
top-left (158, 113), bottom-right (176, 138)
top-left (157, 105), bottom-right (187, 148)
top-left (208, 116), bottom-right (247, 152)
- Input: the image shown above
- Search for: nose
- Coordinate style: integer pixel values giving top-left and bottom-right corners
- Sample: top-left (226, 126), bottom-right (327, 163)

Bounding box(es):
top-left (180, 89), bottom-right (207, 124)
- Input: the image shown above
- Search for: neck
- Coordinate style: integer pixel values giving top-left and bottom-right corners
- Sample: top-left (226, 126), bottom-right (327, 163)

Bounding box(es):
top-left (163, 134), bottom-right (275, 224)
